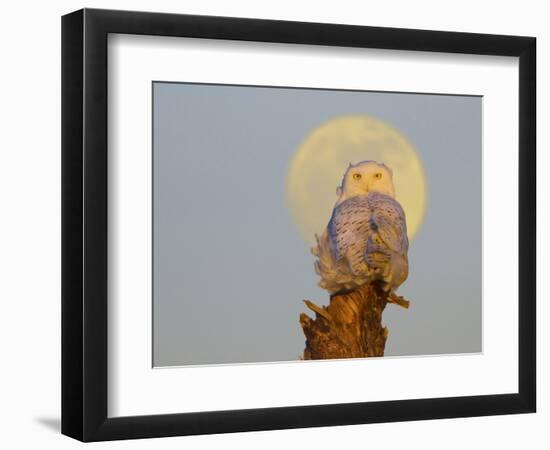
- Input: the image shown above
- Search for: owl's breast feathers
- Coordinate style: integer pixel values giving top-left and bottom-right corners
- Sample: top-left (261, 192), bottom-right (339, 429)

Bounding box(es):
top-left (313, 192), bottom-right (409, 294)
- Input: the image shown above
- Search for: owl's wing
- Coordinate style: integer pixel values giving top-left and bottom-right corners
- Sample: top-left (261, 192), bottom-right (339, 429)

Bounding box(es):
top-left (327, 197), bottom-right (372, 273)
top-left (319, 194), bottom-right (408, 293)
top-left (367, 193), bottom-right (409, 256)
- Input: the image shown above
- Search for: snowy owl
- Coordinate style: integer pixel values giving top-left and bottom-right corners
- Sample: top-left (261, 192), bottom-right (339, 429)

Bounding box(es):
top-left (312, 161), bottom-right (409, 294)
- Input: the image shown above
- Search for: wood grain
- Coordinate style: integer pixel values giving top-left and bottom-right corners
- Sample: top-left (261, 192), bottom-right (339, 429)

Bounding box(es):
top-left (300, 284), bottom-right (409, 359)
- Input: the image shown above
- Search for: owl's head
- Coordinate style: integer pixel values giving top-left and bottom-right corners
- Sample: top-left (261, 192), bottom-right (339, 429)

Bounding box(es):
top-left (336, 161), bottom-right (395, 203)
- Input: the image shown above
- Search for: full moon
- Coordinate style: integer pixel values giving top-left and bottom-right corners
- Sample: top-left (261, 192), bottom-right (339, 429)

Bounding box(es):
top-left (286, 115), bottom-right (427, 245)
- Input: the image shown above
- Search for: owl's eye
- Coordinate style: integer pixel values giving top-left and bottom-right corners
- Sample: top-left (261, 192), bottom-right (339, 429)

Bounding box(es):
top-left (352, 173), bottom-right (362, 181)
top-left (374, 172), bottom-right (382, 179)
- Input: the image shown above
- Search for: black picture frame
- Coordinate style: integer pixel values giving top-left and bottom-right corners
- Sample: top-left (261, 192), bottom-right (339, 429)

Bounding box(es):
top-left (62, 8), bottom-right (536, 442)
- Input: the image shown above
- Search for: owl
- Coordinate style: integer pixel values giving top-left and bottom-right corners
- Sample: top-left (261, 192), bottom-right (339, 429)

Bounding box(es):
top-left (312, 161), bottom-right (409, 294)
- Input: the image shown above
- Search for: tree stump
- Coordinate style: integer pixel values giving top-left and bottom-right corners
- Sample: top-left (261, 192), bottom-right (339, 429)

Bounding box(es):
top-left (300, 284), bottom-right (410, 359)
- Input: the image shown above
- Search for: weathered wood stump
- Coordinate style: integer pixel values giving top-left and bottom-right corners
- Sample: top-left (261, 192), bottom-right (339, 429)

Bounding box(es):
top-left (300, 284), bottom-right (410, 359)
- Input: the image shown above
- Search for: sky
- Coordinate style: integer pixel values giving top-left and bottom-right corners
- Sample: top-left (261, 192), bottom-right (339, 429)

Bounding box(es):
top-left (152, 82), bottom-right (482, 367)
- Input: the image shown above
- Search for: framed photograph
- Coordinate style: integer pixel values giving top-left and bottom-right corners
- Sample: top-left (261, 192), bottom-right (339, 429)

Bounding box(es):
top-left (61, 8), bottom-right (536, 441)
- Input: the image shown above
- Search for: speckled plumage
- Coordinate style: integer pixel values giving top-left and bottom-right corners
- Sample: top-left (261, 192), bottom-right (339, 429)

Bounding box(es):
top-left (312, 161), bottom-right (409, 294)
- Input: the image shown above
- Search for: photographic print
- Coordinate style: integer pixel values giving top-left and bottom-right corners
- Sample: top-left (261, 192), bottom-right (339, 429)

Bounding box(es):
top-left (152, 82), bottom-right (481, 367)
top-left (61, 11), bottom-right (535, 440)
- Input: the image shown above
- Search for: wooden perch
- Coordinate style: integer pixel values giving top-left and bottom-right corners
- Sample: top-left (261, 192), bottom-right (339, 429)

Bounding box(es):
top-left (300, 284), bottom-right (410, 360)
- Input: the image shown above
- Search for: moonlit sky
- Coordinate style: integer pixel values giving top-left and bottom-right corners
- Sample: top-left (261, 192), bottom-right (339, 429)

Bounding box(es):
top-left (153, 82), bottom-right (481, 367)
